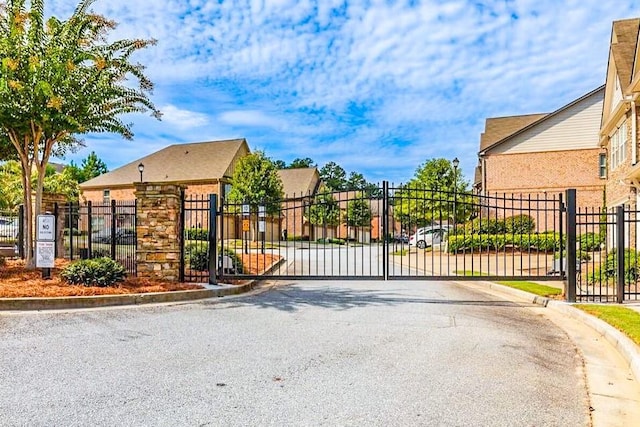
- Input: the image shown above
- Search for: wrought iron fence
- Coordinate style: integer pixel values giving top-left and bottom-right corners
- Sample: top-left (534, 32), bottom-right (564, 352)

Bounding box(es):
top-left (387, 185), bottom-right (563, 280)
top-left (0, 207), bottom-right (21, 257)
top-left (58, 200), bottom-right (137, 274)
top-left (573, 205), bottom-right (640, 302)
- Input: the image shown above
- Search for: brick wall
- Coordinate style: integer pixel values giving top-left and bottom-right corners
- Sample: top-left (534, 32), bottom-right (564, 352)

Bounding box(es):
top-left (605, 114), bottom-right (637, 208)
top-left (484, 148), bottom-right (604, 209)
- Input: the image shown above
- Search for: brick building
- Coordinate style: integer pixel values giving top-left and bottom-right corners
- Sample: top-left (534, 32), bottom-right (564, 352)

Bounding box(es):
top-left (475, 86), bottom-right (605, 209)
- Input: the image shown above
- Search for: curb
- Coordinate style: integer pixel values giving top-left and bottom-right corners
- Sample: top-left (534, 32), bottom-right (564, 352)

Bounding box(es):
top-left (466, 280), bottom-right (640, 384)
top-left (0, 281), bottom-right (261, 311)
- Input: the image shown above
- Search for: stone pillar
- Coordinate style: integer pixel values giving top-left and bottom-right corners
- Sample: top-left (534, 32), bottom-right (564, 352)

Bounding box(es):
top-left (134, 183), bottom-right (184, 282)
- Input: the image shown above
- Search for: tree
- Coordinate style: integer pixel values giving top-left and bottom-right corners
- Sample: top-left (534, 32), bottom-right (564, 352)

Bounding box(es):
top-left (0, 0), bottom-right (160, 267)
top-left (66, 151), bottom-right (108, 183)
top-left (394, 158), bottom-right (469, 229)
top-left (346, 171), bottom-right (367, 190)
top-left (345, 193), bottom-right (372, 227)
top-left (227, 150), bottom-right (283, 218)
top-left (272, 159), bottom-right (286, 169)
top-left (307, 186), bottom-right (340, 239)
top-left (319, 161), bottom-right (347, 191)
top-left (288, 157), bottom-right (315, 169)
top-left (0, 160), bottom-right (79, 209)
top-left (345, 192), bottom-right (372, 242)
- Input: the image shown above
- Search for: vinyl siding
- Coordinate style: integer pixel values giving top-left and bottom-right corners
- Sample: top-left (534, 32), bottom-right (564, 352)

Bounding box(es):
top-left (611, 76), bottom-right (624, 113)
top-left (491, 90), bottom-right (603, 154)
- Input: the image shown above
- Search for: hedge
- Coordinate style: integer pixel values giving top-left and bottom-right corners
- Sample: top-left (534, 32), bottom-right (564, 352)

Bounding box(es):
top-left (587, 249), bottom-right (640, 285)
top-left (448, 233), bottom-right (561, 253)
top-left (184, 242), bottom-right (244, 273)
top-left (185, 227), bottom-right (208, 241)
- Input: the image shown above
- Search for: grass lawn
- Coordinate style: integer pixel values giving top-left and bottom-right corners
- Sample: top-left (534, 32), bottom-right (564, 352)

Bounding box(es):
top-left (574, 305), bottom-right (640, 347)
top-left (454, 270), bottom-right (488, 277)
top-left (495, 280), bottom-right (562, 297)
top-left (391, 249), bottom-right (408, 256)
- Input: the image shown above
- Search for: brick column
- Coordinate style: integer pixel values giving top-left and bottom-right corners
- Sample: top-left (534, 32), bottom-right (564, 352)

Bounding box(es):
top-left (134, 183), bottom-right (184, 282)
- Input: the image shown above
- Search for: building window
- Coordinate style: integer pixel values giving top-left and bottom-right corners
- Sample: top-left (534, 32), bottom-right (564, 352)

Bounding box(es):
top-left (610, 122), bottom-right (628, 170)
top-left (598, 153), bottom-right (607, 178)
top-left (103, 189), bottom-right (110, 203)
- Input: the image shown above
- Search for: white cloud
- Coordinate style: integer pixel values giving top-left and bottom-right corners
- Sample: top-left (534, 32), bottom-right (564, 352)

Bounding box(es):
top-left (159, 105), bottom-right (210, 129)
top-left (218, 110), bottom-right (285, 129)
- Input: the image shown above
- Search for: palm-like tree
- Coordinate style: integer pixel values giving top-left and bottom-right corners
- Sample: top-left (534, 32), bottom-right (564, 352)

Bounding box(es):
top-left (0, 0), bottom-right (160, 267)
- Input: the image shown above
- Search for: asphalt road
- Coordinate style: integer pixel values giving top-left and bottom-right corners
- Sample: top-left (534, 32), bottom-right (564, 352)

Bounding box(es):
top-left (0, 280), bottom-right (589, 426)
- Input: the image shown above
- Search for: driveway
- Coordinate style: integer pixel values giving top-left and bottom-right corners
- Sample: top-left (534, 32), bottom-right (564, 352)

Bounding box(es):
top-left (0, 279), bottom-right (590, 426)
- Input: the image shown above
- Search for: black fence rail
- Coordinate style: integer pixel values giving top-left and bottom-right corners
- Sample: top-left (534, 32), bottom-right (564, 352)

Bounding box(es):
top-left (387, 185), bottom-right (563, 280)
top-left (0, 207), bottom-right (22, 257)
top-left (572, 205), bottom-right (640, 302)
top-left (180, 194), bottom-right (214, 283)
top-left (58, 200), bottom-right (137, 274)
top-left (219, 189), bottom-right (386, 280)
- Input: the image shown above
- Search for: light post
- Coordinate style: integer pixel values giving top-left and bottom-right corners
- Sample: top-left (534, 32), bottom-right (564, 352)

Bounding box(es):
top-left (138, 162), bottom-right (144, 182)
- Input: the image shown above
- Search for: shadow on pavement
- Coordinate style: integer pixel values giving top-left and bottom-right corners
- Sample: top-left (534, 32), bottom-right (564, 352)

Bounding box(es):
top-left (202, 282), bottom-right (529, 312)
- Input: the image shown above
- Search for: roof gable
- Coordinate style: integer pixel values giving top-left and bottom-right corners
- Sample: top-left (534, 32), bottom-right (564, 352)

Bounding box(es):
top-left (480, 114), bottom-right (547, 153)
top-left (480, 86), bottom-right (604, 155)
top-left (80, 139), bottom-right (249, 188)
top-left (278, 168), bottom-right (320, 197)
top-left (611, 18), bottom-right (640, 94)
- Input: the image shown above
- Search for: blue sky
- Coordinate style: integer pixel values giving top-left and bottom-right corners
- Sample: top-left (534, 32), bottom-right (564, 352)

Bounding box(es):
top-left (48, 0), bottom-right (640, 185)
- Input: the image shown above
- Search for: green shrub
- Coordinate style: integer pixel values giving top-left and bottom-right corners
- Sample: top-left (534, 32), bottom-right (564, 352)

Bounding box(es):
top-left (317, 238), bottom-right (346, 245)
top-left (505, 214), bottom-right (535, 234)
top-left (588, 249), bottom-right (640, 285)
top-left (185, 243), bottom-right (244, 273)
top-left (61, 257), bottom-right (126, 287)
top-left (578, 232), bottom-right (603, 252)
top-left (448, 233), bottom-right (560, 253)
top-left (185, 227), bottom-right (208, 241)
top-left (464, 218), bottom-right (506, 235)
top-left (287, 235), bottom-right (310, 241)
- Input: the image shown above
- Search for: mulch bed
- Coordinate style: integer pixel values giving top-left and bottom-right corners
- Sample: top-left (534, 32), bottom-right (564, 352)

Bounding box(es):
top-left (0, 259), bottom-right (203, 298)
top-left (0, 252), bottom-right (283, 298)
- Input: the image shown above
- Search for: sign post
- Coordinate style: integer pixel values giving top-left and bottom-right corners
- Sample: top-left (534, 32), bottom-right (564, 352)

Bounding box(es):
top-left (36, 214), bottom-right (56, 279)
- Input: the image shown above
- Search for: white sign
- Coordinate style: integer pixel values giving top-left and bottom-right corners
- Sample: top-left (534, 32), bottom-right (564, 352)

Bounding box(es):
top-left (258, 220), bottom-right (266, 233)
top-left (258, 206), bottom-right (266, 218)
top-left (37, 215), bottom-right (55, 241)
top-left (242, 204), bottom-right (250, 216)
top-left (36, 241), bottom-right (55, 268)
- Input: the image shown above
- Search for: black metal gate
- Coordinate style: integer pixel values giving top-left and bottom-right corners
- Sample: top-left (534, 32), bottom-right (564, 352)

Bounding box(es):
top-left (181, 183), bottom-right (565, 284)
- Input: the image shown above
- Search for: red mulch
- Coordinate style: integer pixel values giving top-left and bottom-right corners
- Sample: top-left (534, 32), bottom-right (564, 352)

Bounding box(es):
top-left (0, 259), bottom-right (202, 298)
top-left (0, 253), bottom-right (283, 298)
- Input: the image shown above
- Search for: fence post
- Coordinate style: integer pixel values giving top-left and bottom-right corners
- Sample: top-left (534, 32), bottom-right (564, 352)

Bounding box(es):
top-left (87, 201), bottom-right (93, 259)
top-left (18, 204), bottom-right (25, 259)
top-left (382, 181), bottom-right (389, 280)
top-left (208, 194), bottom-right (218, 285)
top-left (179, 190), bottom-right (185, 283)
top-left (68, 202), bottom-right (74, 261)
top-left (110, 199), bottom-right (117, 260)
top-left (565, 189), bottom-right (577, 303)
top-left (616, 205), bottom-right (625, 304)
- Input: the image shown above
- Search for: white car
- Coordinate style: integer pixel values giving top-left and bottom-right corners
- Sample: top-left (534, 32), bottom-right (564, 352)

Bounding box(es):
top-left (408, 226), bottom-right (451, 249)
